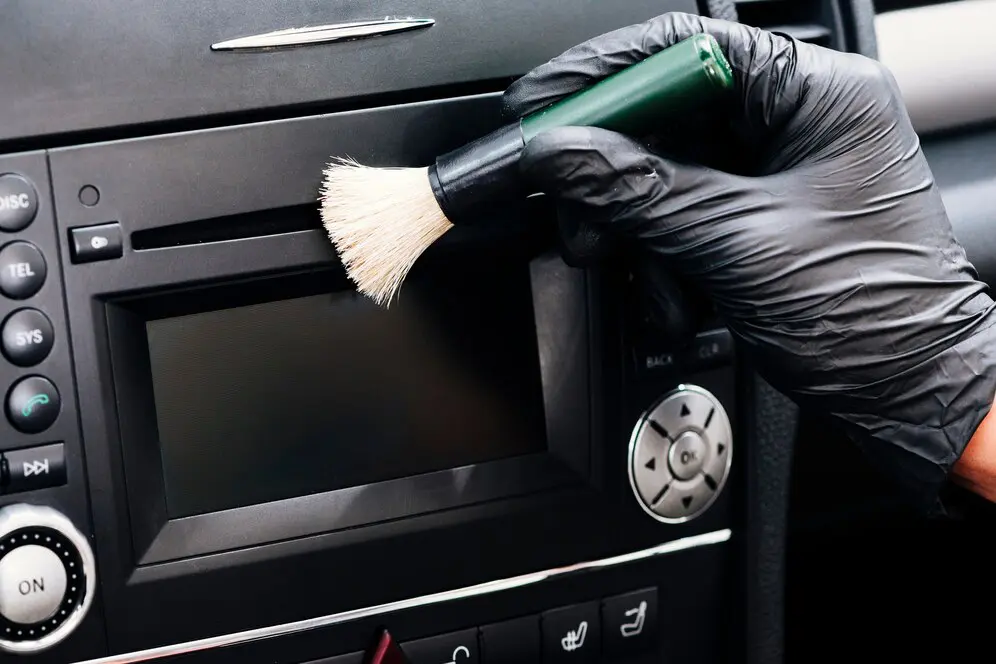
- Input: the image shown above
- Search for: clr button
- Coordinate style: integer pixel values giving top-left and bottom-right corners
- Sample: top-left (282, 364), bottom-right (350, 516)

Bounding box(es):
top-left (69, 223), bottom-right (122, 264)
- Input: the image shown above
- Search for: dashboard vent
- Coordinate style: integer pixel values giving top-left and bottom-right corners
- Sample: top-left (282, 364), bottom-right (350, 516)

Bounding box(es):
top-left (734, 0), bottom-right (843, 49)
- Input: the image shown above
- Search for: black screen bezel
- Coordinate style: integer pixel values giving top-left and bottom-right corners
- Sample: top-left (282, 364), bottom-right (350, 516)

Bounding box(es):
top-left (105, 258), bottom-right (591, 565)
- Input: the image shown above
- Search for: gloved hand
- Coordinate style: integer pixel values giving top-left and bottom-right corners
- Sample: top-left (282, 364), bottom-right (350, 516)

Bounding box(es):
top-left (503, 12), bottom-right (996, 511)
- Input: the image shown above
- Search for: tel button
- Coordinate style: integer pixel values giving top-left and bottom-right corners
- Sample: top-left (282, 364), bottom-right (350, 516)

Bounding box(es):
top-left (6, 377), bottom-right (60, 434)
top-left (1, 309), bottom-right (54, 367)
top-left (3, 443), bottom-right (67, 494)
top-left (0, 242), bottom-right (46, 300)
top-left (0, 175), bottom-right (38, 233)
top-left (0, 545), bottom-right (67, 624)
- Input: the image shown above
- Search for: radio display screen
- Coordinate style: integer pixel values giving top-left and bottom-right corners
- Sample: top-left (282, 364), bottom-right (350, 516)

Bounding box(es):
top-left (144, 266), bottom-right (548, 518)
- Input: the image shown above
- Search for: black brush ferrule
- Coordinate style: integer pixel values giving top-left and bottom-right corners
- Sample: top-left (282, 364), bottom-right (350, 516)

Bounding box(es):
top-left (428, 121), bottom-right (526, 226)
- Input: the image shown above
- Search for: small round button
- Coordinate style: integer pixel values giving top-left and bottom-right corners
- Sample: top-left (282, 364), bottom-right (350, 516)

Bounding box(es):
top-left (78, 185), bottom-right (100, 207)
top-left (668, 431), bottom-right (708, 480)
top-left (6, 376), bottom-right (60, 433)
top-left (1, 310), bottom-right (54, 367)
top-left (0, 175), bottom-right (38, 232)
top-left (0, 242), bottom-right (46, 300)
top-left (0, 546), bottom-right (67, 625)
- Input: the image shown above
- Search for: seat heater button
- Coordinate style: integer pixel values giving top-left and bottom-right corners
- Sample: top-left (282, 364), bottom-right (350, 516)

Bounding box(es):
top-left (601, 587), bottom-right (659, 659)
top-left (541, 602), bottom-right (600, 663)
top-left (0, 545), bottom-right (67, 625)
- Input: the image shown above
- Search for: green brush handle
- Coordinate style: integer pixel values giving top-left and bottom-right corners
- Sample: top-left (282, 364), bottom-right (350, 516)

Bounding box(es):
top-left (521, 33), bottom-right (734, 141)
top-left (429, 34), bottom-right (733, 224)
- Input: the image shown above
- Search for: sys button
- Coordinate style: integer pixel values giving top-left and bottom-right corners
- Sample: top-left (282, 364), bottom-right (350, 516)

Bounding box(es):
top-left (1, 309), bottom-right (54, 367)
top-left (70, 223), bottom-right (122, 264)
top-left (2, 443), bottom-right (66, 494)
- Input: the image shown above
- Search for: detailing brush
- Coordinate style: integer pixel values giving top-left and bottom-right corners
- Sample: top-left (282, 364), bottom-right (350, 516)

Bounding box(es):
top-left (321, 33), bottom-right (734, 305)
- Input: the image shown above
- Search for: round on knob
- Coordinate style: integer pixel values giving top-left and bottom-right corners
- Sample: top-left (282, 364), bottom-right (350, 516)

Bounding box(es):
top-left (0, 504), bottom-right (96, 655)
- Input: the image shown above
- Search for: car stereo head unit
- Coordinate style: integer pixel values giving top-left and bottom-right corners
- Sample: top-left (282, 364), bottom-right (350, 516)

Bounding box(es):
top-left (0, 93), bottom-right (739, 664)
top-left (0, 8), bottom-right (743, 664)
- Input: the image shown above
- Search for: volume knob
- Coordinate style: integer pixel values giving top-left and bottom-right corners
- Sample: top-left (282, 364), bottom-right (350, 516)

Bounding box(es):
top-left (0, 504), bottom-right (96, 654)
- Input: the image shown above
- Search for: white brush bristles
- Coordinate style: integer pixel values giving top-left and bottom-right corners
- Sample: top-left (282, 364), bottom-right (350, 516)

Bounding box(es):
top-left (320, 157), bottom-right (453, 306)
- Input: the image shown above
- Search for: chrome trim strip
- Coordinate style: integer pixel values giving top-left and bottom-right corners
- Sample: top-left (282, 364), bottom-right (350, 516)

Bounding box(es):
top-left (211, 18), bottom-right (435, 51)
top-left (75, 529), bottom-right (731, 663)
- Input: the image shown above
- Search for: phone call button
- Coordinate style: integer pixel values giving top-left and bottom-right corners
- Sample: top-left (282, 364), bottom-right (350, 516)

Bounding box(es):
top-left (6, 376), bottom-right (60, 433)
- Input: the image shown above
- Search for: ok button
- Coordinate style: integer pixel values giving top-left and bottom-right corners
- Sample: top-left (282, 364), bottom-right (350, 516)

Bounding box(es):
top-left (668, 431), bottom-right (708, 481)
top-left (0, 545), bottom-right (67, 625)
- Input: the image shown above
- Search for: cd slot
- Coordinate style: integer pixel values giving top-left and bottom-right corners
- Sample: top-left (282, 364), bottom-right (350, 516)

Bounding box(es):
top-left (130, 196), bottom-right (556, 260)
top-left (131, 204), bottom-right (321, 250)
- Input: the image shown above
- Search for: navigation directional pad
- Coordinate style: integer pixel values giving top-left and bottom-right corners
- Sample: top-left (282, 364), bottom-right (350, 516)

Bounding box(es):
top-left (628, 385), bottom-right (733, 522)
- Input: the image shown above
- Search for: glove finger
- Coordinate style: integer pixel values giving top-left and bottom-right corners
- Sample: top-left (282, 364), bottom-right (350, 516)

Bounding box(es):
top-left (631, 265), bottom-right (709, 348)
top-left (520, 126), bottom-right (735, 235)
top-left (555, 201), bottom-right (623, 267)
top-left (502, 11), bottom-right (804, 142)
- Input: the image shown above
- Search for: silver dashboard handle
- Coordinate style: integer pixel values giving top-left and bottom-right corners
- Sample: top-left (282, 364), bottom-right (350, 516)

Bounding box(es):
top-left (211, 18), bottom-right (435, 51)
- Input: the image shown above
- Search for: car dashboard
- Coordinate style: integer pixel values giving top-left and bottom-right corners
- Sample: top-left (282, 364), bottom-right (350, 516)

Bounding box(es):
top-left (0, 1), bottom-right (993, 663)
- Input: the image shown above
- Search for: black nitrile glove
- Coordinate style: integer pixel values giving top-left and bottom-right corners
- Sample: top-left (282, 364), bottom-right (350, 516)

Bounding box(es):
top-left (503, 12), bottom-right (996, 511)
